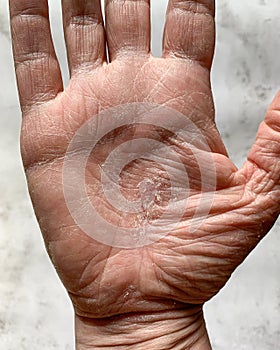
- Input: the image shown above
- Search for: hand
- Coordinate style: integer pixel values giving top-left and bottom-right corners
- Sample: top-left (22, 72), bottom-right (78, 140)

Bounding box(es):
top-left (9, 1), bottom-right (280, 349)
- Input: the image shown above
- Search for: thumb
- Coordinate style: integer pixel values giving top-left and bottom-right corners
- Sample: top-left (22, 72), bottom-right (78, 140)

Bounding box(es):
top-left (233, 91), bottom-right (280, 240)
top-left (243, 91), bottom-right (280, 189)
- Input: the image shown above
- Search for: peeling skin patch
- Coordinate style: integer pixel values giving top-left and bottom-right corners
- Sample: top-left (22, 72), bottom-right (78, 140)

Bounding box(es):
top-left (62, 102), bottom-right (217, 248)
top-left (139, 178), bottom-right (158, 211)
top-left (138, 176), bottom-right (165, 223)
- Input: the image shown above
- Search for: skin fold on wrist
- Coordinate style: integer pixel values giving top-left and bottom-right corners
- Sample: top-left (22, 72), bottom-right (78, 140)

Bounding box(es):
top-left (75, 306), bottom-right (212, 350)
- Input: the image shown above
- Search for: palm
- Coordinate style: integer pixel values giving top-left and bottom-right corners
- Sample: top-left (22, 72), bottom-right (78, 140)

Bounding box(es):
top-left (11, 0), bottom-right (280, 323)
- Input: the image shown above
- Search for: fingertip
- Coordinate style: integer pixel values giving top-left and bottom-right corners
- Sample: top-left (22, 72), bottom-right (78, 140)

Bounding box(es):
top-left (245, 121), bottom-right (280, 186)
top-left (265, 90), bottom-right (280, 132)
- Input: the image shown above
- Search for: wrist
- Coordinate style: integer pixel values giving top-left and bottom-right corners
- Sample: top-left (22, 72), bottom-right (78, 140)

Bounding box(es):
top-left (75, 307), bottom-right (211, 350)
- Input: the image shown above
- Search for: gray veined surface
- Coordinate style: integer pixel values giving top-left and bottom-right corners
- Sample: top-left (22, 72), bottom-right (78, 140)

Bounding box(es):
top-left (0, 0), bottom-right (280, 349)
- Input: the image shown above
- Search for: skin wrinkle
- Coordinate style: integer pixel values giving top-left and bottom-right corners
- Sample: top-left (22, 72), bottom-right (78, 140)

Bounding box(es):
top-left (248, 170), bottom-right (276, 194)
top-left (76, 257), bottom-right (101, 292)
top-left (75, 307), bottom-right (205, 337)
top-left (170, 0), bottom-right (214, 14)
top-left (131, 58), bottom-right (152, 97)
top-left (247, 159), bottom-right (280, 189)
top-left (152, 271), bottom-right (206, 303)
top-left (69, 15), bottom-right (103, 27)
top-left (97, 246), bottom-right (115, 306)
top-left (145, 64), bottom-right (175, 100)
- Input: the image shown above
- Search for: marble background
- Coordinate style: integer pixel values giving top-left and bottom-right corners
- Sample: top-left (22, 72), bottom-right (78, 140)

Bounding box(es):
top-left (0, 0), bottom-right (280, 349)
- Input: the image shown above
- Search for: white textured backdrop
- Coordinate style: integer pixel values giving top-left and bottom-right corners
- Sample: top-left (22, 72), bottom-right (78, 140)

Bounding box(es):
top-left (0, 1), bottom-right (280, 349)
